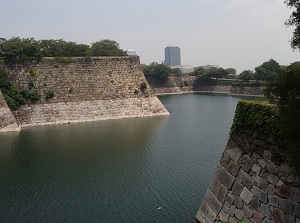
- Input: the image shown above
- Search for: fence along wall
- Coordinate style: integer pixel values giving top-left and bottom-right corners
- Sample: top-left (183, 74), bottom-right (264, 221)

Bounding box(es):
top-left (4, 57), bottom-right (169, 127)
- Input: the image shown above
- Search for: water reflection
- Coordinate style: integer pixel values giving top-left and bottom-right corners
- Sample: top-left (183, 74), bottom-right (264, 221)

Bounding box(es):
top-left (0, 94), bottom-right (243, 223)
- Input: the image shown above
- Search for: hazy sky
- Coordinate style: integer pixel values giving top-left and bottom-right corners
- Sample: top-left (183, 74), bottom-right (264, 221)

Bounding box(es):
top-left (1, 0), bottom-right (299, 73)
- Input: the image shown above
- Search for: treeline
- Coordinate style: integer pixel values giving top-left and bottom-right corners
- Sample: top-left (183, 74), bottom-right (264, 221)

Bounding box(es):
top-left (142, 58), bottom-right (282, 83)
top-left (0, 37), bottom-right (126, 63)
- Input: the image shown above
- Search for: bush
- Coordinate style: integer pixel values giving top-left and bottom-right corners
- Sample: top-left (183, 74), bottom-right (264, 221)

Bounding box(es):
top-left (140, 82), bottom-right (147, 92)
top-left (45, 90), bottom-right (54, 99)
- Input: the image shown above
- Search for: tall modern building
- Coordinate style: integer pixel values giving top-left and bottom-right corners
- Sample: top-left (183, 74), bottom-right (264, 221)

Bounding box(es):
top-left (164, 46), bottom-right (181, 66)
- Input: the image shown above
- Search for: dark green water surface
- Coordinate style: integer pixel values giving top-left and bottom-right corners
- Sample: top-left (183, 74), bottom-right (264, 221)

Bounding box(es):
top-left (0, 94), bottom-right (244, 223)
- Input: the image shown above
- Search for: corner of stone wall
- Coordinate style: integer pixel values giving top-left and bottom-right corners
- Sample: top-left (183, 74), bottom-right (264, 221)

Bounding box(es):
top-left (196, 132), bottom-right (300, 223)
top-left (0, 90), bottom-right (21, 133)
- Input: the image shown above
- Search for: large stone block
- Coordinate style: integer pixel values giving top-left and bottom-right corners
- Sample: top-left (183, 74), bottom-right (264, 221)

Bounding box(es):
top-left (214, 165), bottom-right (235, 189)
top-left (240, 187), bottom-right (253, 204)
top-left (203, 189), bottom-right (222, 215)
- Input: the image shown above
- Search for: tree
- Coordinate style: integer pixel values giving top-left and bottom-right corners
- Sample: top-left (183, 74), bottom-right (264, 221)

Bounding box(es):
top-left (143, 62), bottom-right (171, 79)
top-left (254, 59), bottom-right (281, 81)
top-left (171, 68), bottom-right (182, 75)
top-left (264, 61), bottom-right (300, 174)
top-left (238, 70), bottom-right (254, 81)
top-left (194, 67), bottom-right (206, 78)
top-left (91, 39), bottom-right (126, 56)
top-left (226, 68), bottom-right (236, 75)
top-left (285, 0), bottom-right (300, 50)
top-left (0, 37), bottom-right (42, 63)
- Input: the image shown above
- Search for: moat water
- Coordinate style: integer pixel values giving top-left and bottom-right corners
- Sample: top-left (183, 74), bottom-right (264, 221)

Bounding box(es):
top-left (0, 94), bottom-right (246, 223)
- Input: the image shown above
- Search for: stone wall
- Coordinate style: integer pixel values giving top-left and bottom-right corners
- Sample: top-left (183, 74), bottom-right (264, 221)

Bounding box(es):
top-left (146, 75), bottom-right (264, 96)
top-left (0, 90), bottom-right (20, 132)
top-left (3, 57), bottom-right (169, 127)
top-left (195, 131), bottom-right (300, 223)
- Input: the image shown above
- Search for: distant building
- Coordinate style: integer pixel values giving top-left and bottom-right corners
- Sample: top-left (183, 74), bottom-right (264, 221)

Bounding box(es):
top-left (164, 46), bottom-right (181, 66)
top-left (126, 49), bottom-right (137, 56)
top-left (194, 64), bottom-right (219, 70)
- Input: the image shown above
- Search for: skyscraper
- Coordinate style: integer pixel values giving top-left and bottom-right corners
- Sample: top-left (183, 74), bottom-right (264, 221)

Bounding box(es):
top-left (164, 46), bottom-right (181, 66)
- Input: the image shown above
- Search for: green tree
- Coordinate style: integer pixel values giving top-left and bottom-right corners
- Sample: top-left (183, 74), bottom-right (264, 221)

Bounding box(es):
top-left (238, 70), bottom-right (254, 81)
top-left (91, 39), bottom-right (126, 56)
top-left (143, 62), bottom-right (171, 79)
top-left (1, 37), bottom-right (42, 63)
top-left (254, 59), bottom-right (281, 81)
top-left (285, 0), bottom-right (300, 50)
top-left (265, 61), bottom-right (300, 174)
top-left (226, 68), bottom-right (236, 75)
top-left (194, 67), bottom-right (207, 78)
top-left (171, 68), bottom-right (182, 75)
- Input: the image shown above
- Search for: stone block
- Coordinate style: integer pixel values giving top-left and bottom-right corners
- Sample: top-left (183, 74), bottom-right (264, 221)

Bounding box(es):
top-left (232, 181), bottom-right (243, 196)
top-left (236, 168), bottom-right (245, 183)
top-left (226, 160), bottom-right (240, 177)
top-left (258, 189), bottom-right (268, 203)
top-left (225, 146), bottom-right (242, 162)
top-left (290, 188), bottom-right (300, 202)
top-left (229, 205), bottom-right (235, 217)
top-left (271, 208), bottom-right (284, 223)
top-left (261, 203), bottom-right (272, 219)
top-left (252, 185), bottom-right (261, 197)
top-left (267, 174), bottom-right (278, 185)
top-left (263, 218), bottom-right (275, 223)
top-left (234, 208), bottom-right (245, 220)
top-left (253, 210), bottom-right (263, 223)
top-left (294, 202), bottom-right (300, 218)
top-left (243, 205), bottom-right (253, 218)
top-left (279, 198), bottom-right (293, 215)
top-left (277, 183), bottom-right (291, 199)
top-left (199, 199), bottom-right (210, 216)
top-left (252, 164), bottom-right (262, 175)
top-left (243, 172), bottom-right (254, 189)
top-left (253, 175), bottom-right (269, 190)
top-left (214, 165), bottom-right (235, 189)
top-left (250, 197), bottom-right (261, 211)
top-left (204, 189), bottom-right (222, 215)
top-left (234, 195), bottom-right (243, 209)
top-left (269, 195), bottom-right (279, 207)
top-left (226, 193), bottom-right (234, 204)
top-left (209, 178), bottom-right (228, 203)
top-left (219, 210), bottom-right (229, 222)
top-left (240, 187), bottom-right (253, 204)
top-left (239, 154), bottom-right (255, 172)
top-left (220, 152), bottom-right (231, 168)
top-left (283, 214), bottom-right (295, 223)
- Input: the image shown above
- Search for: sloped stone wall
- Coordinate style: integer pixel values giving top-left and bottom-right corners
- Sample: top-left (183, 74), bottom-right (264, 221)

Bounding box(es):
top-left (0, 90), bottom-right (20, 132)
top-left (196, 131), bottom-right (300, 223)
top-left (3, 57), bottom-right (169, 127)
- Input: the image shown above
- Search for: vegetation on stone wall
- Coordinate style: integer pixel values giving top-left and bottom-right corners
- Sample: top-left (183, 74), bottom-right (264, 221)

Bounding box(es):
top-left (0, 68), bottom-right (40, 110)
top-left (0, 37), bottom-right (126, 63)
top-left (230, 101), bottom-right (281, 140)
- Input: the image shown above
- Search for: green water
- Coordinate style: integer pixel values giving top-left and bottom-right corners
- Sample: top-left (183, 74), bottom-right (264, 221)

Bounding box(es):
top-left (0, 94), bottom-right (243, 223)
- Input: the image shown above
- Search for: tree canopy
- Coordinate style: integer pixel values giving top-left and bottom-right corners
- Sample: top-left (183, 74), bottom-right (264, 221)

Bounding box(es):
top-left (264, 62), bottom-right (300, 174)
top-left (0, 37), bottom-right (126, 63)
top-left (285, 0), bottom-right (300, 50)
top-left (143, 62), bottom-right (171, 79)
top-left (91, 39), bottom-right (126, 56)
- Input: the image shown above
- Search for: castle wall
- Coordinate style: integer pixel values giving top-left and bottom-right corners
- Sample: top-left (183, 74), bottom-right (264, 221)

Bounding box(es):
top-left (3, 57), bottom-right (169, 127)
top-left (195, 131), bottom-right (300, 223)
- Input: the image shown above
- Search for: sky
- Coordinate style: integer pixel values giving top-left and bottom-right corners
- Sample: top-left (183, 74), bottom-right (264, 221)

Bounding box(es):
top-left (1, 0), bottom-right (299, 73)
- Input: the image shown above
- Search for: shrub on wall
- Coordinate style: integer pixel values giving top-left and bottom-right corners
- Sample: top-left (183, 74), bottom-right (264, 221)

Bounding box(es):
top-left (230, 100), bottom-right (281, 140)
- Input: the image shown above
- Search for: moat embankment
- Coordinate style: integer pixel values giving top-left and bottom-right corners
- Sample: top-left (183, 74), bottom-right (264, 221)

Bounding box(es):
top-left (0, 57), bottom-right (169, 131)
top-left (145, 75), bottom-right (265, 97)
